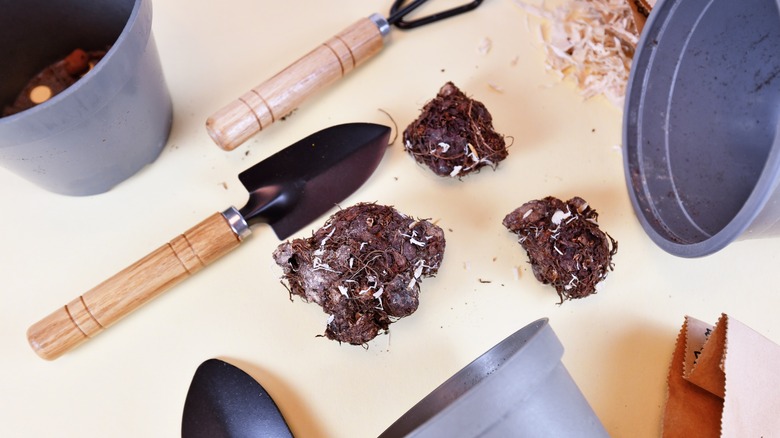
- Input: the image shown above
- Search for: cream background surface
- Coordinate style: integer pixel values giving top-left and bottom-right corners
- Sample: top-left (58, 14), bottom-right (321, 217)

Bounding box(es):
top-left (2, 1), bottom-right (778, 436)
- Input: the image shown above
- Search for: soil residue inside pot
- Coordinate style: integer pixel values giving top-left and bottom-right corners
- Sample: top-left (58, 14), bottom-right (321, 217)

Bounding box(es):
top-left (273, 203), bottom-right (446, 345)
top-left (3, 48), bottom-right (107, 117)
top-left (403, 82), bottom-right (508, 178)
top-left (503, 196), bottom-right (617, 302)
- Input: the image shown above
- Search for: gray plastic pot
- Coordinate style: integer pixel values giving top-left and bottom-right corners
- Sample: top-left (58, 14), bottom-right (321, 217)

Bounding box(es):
top-left (624, 0), bottom-right (780, 257)
top-left (0, 0), bottom-right (172, 196)
top-left (379, 318), bottom-right (608, 438)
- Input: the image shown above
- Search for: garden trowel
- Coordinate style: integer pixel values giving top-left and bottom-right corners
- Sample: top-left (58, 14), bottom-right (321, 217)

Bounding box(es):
top-left (27, 122), bottom-right (391, 360)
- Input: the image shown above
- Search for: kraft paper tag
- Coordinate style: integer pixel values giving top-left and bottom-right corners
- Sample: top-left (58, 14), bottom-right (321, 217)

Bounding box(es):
top-left (662, 314), bottom-right (780, 437)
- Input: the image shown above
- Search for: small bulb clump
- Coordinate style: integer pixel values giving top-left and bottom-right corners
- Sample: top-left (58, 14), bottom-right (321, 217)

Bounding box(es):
top-left (273, 203), bottom-right (446, 345)
top-left (403, 82), bottom-right (508, 178)
top-left (503, 196), bottom-right (617, 302)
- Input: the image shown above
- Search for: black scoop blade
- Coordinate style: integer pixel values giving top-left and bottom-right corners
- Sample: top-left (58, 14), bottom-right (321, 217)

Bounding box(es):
top-left (182, 359), bottom-right (294, 438)
top-left (237, 123), bottom-right (390, 239)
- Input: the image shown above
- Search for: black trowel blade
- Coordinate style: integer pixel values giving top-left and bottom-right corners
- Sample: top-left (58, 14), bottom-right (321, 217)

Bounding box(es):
top-left (237, 123), bottom-right (391, 239)
top-left (182, 359), bottom-right (294, 438)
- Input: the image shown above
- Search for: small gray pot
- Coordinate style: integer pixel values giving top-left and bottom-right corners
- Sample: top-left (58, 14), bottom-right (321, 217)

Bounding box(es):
top-left (624, 0), bottom-right (780, 257)
top-left (0, 0), bottom-right (172, 196)
top-left (380, 318), bottom-right (609, 438)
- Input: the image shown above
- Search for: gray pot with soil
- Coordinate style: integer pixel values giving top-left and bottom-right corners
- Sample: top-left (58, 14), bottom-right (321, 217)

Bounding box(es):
top-left (0, 0), bottom-right (172, 195)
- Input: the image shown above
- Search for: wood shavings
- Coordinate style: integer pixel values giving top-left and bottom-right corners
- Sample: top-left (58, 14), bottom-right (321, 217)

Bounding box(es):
top-left (488, 82), bottom-right (505, 93)
top-left (478, 37), bottom-right (492, 55)
top-left (516, 0), bottom-right (639, 107)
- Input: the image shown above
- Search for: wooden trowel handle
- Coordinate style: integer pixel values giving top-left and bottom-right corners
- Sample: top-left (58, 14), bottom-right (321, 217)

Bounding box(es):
top-left (206, 14), bottom-right (388, 151)
top-left (27, 211), bottom-right (247, 360)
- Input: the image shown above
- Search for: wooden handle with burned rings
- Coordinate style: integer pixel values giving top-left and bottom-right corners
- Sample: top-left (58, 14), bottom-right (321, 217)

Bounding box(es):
top-left (27, 212), bottom-right (244, 360)
top-left (206, 15), bottom-right (387, 151)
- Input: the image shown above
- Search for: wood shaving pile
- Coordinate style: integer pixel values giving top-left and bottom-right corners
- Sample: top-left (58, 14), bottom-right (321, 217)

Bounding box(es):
top-left (516, 0), bottom-right (640, 107)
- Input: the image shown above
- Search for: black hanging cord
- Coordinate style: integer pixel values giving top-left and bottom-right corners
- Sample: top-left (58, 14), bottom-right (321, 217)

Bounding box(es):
top-left (387, 0), bottom-right (484, 30)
